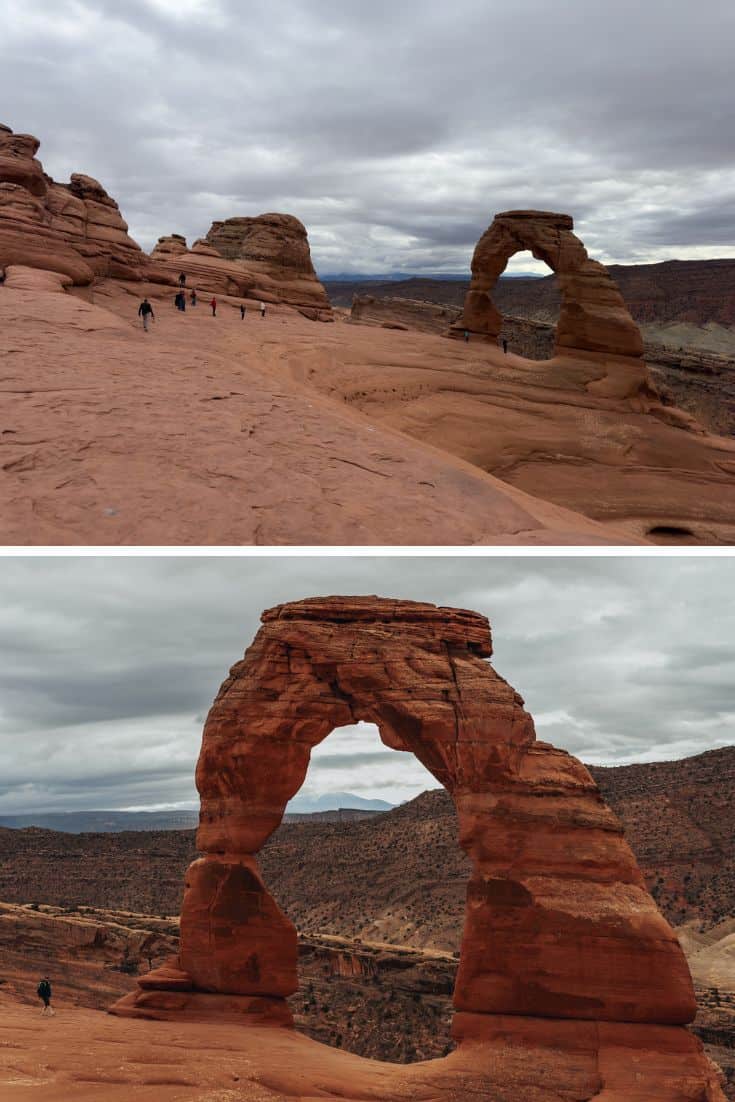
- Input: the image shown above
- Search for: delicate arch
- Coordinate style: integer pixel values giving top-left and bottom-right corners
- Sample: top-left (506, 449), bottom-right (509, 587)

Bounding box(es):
top-left (451, 210), bottom-right (644, 359)
top-left (111, 596), bottom-right (693, 1039)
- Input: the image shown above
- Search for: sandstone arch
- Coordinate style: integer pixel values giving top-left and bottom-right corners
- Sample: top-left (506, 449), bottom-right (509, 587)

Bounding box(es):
top-left (452, 209), bottom-right (644, 359)
top-left (112, 595), bottom-right (696, 1037)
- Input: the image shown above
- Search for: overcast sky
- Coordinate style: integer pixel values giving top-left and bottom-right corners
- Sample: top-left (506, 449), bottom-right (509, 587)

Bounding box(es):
top-left (2, 0), bottom-right (733, 274)
top-left (0, 556), bottom-right (732, 814)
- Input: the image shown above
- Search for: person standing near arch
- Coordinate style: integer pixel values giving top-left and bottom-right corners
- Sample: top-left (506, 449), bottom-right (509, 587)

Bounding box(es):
top-left (178, 272), bottom-right (186, 288)
top-left (240, 303), bottom-right (246, 320)
top-left (259, 302), bottom-right (266, 318)
top-left (210, 297), bottom-right (217, 317)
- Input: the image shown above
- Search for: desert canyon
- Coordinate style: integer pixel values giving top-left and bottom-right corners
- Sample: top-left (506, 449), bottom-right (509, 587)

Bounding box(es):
top-left (0, 596), bottom-right (726, 1101)
top-left (2, 122), bottom-right (735, 545)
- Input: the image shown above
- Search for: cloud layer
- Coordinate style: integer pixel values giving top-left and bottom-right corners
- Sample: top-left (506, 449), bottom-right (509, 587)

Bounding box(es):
top-left (0, 557), bottom-right (733, 812)
top-left (2, 0), bottom-right (733, 273)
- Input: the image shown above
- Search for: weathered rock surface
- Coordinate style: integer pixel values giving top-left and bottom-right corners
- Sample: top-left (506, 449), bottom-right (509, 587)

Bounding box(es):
top-left (149, 233), bottom-right (188, 260)
top-left (0, 122), bottom-right (332, 320)
top-left (109, 596), bottom-right (723, 1099)
top-left (453, 209), bottom-right (644, 358)
top-left (148, 212), bottom-right (334, 321)
top-left (299, 310), bottom-right (735, 543)
top-left (351, 293), bottom-right (460, 333)
top-left (0, 279), bottom-right (635, 546)
top-left (5, 996), bottom-right (727, 1102)
top-left (0, 124), bottom-right (147, 284)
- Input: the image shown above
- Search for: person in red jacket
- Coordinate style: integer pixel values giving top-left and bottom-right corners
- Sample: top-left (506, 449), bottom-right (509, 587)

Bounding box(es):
top-left (210, 297), bottom-right (217, 317)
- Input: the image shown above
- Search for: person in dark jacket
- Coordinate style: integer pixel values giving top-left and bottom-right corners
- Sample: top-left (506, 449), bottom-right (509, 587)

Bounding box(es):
top-left (210, 297), bottom-right (217, 317)
top-left (502, 338), bottom-right (508, 354)
top-left (137, 298), bottom-right (154, 331)
top-left (38, 977), bottom-right (54, 1016)
top-left (240, 303), bottom-right (246, 320)
top-left (190, 288), bottom-right (197, 307)
top-left (178, 272), bottom-right (186, 288)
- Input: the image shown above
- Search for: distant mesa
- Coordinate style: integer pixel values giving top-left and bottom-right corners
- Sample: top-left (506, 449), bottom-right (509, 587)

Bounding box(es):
top-left (109, 595), bottom-right (722, 1099)
top-left (0, 793), bottom-right (392, 833)
top-left (351, 293), bottom-right (460, 334)
top-left (451, 209), bottom-right (644, 359)
top-left (286, 791), bottom-right (393, 814)
top-left (0, 122), bottom-right (333, 321)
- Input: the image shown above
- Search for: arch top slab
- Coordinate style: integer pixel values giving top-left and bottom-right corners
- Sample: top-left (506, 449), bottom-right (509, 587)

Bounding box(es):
top-left (452, 209), bottom-right (644, 359)
top-left (110, 596), bottom-right (696, 1038)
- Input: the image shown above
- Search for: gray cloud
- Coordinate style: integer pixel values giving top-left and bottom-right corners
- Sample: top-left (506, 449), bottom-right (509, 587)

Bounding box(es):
top-left (1, 0), bottom-right (733, 274)
top-left (0, 557), bottom-right (733, 813)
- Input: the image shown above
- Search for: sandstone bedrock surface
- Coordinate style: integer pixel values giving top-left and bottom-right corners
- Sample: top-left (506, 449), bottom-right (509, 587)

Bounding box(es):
top-left (109, 596), bottom-right (725, 1101)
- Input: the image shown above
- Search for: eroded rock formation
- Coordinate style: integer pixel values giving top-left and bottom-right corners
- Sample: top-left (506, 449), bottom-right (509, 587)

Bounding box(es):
top-left (150, 233), bottom-right (188, 260)
top-left (0, 124), bottom-right (146, 284)
top-left (453, 209), bottom-right (644, 358)
top-left (0, 122), bottom-right (333, 320)
top-left (109, 596), bottom-right (724, 1098)
top-left (148, 213), bottom-right (334, 321)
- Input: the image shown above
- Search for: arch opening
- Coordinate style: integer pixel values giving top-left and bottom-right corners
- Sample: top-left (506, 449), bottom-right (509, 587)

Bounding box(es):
top-left (267, 721), bottom-right (458, 1063)
top-left (493, 250), bottom-right (561, 361)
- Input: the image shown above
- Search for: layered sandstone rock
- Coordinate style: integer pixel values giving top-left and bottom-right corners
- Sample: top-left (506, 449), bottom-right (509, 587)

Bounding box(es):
top-left (351, 293), bottom-right (460, 333)
top-left (0, 123), bottom-right (332, 320)
top-left (453, 209), bottom-right (644, 358)
top-left (150, 233), bottom-right (188, 260)
top-left (0, 124), bottom-right (146, 284)
top-left (148, 212), bottom-right (334, 321)
top-left (109, 596), bottom-right (724, 1098)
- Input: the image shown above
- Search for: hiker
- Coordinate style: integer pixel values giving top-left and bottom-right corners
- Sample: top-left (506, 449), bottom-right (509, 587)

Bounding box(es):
top-left (259, 302), bottom-right (266, 318)
top-left (178, 272), bottom-right (186, 288)
top-left (240, 303), bottom-right (246, 320)
top-left (37, 977), bottom-right (54, 1016)
top-left (210, 297), bottom-right (217, 317)
top-left (190, 288), bottom-right (197, 307)
top-left (502, 338), bottom-right (508, 354)
top-left (463, 329), bottom-right (470, 343)
top-left (174, 290), bottom-right (186, 311)
top-left (137, 297), bottom-right (154, 331)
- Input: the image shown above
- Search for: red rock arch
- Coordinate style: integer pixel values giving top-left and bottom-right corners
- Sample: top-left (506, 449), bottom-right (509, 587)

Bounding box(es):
top-left (452, 209), bottom-right (644, 359)
top-left (112, 596), bottom-right (695, 1038)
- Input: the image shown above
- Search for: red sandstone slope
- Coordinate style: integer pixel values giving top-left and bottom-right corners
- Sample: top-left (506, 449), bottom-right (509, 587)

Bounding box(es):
top-left (0, 274), bottom-right (622, 546)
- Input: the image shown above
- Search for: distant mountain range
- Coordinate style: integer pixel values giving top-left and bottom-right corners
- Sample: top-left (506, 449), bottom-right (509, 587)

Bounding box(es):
top-left (287, 792), bottom-right (393, 814)
top-left (0, 792), bottom-right (394, 834)
top-left (319, 271), bottom-right (542, 283)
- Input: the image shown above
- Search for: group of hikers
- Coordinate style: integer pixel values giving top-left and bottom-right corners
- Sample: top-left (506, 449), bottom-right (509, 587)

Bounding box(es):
top-left (138, 271), bottom-right (268, 330)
